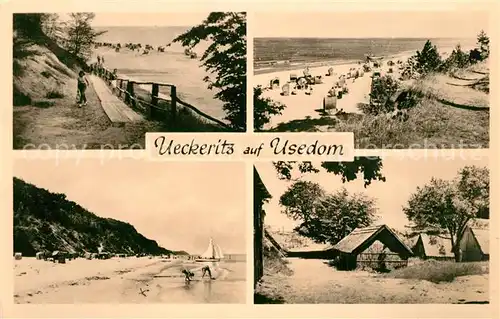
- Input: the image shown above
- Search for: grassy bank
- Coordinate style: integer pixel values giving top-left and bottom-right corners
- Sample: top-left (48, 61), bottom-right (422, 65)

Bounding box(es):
top-left (386, 260), bottom-right (489, 283)
top-left (335, 62), bottom-right (490, 148)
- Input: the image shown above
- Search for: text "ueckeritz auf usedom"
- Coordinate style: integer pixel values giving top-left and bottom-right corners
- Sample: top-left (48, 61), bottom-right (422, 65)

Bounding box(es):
top-left (146, 133), bottom-right (354, 161)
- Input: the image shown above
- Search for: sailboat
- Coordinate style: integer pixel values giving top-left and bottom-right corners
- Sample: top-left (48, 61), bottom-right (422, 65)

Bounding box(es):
top-left (195, 237), bottom-right (224, 262)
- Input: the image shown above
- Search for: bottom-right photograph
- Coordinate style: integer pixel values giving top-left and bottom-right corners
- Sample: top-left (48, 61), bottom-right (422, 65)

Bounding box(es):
top-left (253, 156), bottom-right (489, 304)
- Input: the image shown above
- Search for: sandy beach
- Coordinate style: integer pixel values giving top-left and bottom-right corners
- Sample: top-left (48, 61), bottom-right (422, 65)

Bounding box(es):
top-left (255, 47), bottom-right (458, 131)
top-left (14, 257), bottom-right (246, 304)
top-left (256, 258), bottom-right (489, 304)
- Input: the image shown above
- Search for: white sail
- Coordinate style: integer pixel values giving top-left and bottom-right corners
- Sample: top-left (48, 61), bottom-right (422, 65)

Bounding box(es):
top-left (200, 238), bottom-right (215, 259)
top-left (199, 238), bottom-right (224, 259)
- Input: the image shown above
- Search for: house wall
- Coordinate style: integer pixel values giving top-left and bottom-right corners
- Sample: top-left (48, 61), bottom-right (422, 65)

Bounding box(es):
top-left (287, 249), bottom-right (338, 259)
top-left (459, 228), bottom-right (484, 262)
top-left (412, 237), bottom-right (426, 259)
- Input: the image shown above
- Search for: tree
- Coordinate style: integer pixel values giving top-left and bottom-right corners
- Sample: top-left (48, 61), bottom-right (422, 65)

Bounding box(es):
top-left (173, 12), bottom-right (246, 131)
top-left (65, 13), bottom-right (105, 61)
top-left (254, 87), bottom-right (286, 131)
top-left (280, 183), bottom-right (377, 244)
top-left (442, 44), bottom-right (469, 71)
top-left (477, 30), bottom-right (489, 60)
top-left (40, 14), bottom-right (66, 45)
top-left (273, 158), bottom-right (386, 187)
top-left (414, 40), bottom-right (442, 75)
top-left (403, 165), bottom-right (489, 261)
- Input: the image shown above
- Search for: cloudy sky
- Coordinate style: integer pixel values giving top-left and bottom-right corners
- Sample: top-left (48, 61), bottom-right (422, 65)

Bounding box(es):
top-left (254, 10), bottom-right (489, 38)
top-left (255, 155), bottom-right (489, 232)
top-left (90, 13), bottom-right (209, 27)
top-left (14, 158), bottom-right (246, 255)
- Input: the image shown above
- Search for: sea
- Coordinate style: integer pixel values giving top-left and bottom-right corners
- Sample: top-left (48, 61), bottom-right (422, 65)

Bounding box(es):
top-left (254, 37), bottom-right (477, 73)
top-left (94, 26), bottom-right (226, 121)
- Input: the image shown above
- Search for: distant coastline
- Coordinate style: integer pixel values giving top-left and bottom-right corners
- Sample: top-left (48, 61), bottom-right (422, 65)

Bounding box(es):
top-left (254, 37), bottom-right (476, 75)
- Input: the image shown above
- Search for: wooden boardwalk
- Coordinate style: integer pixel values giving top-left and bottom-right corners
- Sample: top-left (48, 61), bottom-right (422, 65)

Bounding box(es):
top-left (89, 75), bottom-right (143, 123)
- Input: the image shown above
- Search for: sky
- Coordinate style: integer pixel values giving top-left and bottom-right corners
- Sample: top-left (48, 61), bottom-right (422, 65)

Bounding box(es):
top-left (58, 13), bottom-right (209, 27)
top-left (255, 155), bottom-right (489, 232)
top-left (13, 159), bottom-right (246, 255)
top-left (253, 11), bottom-right (489, 38)
top-left (91, 13), bottom-right (209, 27)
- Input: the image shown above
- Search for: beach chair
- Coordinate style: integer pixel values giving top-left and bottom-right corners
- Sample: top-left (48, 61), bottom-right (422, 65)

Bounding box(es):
top-left (281, 83), bottom-right (290, 96)
top-left (270, 78), bottom-right (280, 89)
top-left (323, 96), bottom-right (337, 113)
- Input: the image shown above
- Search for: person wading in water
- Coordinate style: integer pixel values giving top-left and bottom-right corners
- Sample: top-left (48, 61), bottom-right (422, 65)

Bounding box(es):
top-left (201, 265), bottom-right (215, 280)
top-left (77, 70), bottom-right (90, 107)
top-left (181, 268), bottom-right (194, 283)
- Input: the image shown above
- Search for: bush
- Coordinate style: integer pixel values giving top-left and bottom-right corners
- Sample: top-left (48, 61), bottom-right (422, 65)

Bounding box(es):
top-left (40, 70), bottom-right (52, 78)
top-left (367, 75), bottom-right (400, 114)
top-left (386, 260), bottom-right (488, 283)
top-left (33, 100), bottom-right (55, 108)
top-left (13, 85), bottom-right (32, 106)
top-left (45, 90), bottom-right (64, 99)
top-left (441, 45), bottom-right (470, 72)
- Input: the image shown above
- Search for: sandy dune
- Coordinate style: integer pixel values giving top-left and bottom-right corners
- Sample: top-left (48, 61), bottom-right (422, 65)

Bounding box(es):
top-left (14, 257), bottom-right (245, 304)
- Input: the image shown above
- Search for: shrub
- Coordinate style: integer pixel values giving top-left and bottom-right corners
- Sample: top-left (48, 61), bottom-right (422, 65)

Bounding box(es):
top-left (40, 70), bottom-right (52, 78)
top-left (441, 44), bottom-right (470, 72)
top-left (365, 75), bottom-right (400, 115)
top-left (386, 260), bottom-right (488, 283)
top-left (33, 100), bottom-right (55, 108)
top-left (414, 40), bottom-right (442, 75)
top-left (13, 85), bottom-right (32, 106)
top-left (45, 90), bottom-right (64, 99)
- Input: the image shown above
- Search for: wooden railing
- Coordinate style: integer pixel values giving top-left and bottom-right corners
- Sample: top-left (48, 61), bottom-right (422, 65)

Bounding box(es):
top-left (90, 63), bottom-right (231, 131)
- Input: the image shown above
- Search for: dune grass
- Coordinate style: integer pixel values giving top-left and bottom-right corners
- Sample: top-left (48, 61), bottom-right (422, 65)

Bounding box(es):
top-left (386, 260), bottom-right (488, 283)
top-left (335, 72), bottom-right (489, 148)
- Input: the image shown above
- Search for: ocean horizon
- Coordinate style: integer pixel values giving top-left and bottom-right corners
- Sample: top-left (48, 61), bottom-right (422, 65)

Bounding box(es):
top-left (94, 26), bottom-right (226, 121)
top-left (254, 37), bottom-right (477, 69)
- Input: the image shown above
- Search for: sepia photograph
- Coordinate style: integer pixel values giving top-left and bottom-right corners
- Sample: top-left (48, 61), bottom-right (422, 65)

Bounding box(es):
top-left (254, 157), bottom-right (489, 304)
top-left (13, 12), bottom-right (247, 150)
top-left (13, 159), bottom-right (246, 303)
top-left (253, 11), bottom-right (490, 149)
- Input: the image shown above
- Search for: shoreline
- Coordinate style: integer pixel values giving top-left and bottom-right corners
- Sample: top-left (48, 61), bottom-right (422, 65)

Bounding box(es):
top-left (253, 45), bottom-right (468, 76)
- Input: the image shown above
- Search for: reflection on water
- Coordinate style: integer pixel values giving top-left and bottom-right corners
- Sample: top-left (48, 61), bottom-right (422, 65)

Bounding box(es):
top-left (151, 260), bottom-right (245, 303)
top-left (203, 280), bottom-right (212, 303)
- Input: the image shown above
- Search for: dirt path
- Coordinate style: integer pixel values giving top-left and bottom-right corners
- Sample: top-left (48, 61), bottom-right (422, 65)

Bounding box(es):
top-left (13, 79), bottom-right (161, 150)
top-left (15, 258), bottom-right (245, 304)
top-left (256, 258), bottom-right (489, 304)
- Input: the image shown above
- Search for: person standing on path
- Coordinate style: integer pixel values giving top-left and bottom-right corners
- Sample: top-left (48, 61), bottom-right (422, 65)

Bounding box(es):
top-left (77, 70), bottom-right (90, 107)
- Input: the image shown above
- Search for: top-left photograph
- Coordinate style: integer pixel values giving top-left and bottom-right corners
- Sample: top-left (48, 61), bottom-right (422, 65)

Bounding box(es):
top-left (13, 12), bottom-right (247, 150)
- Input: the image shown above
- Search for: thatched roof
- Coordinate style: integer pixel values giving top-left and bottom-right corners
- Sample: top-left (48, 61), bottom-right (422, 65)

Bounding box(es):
top-left (417, 234), bottom-right (454, 258)
top-left (333, 224), bottom-right (413, 256)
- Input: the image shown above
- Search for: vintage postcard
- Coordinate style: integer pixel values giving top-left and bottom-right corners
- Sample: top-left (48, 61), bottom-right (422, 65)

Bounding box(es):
top-left (13, 11), bottom-right (247, 151)
top-left (12, 159), bottom-right (246, 304)
top-left (253, 10), bottom-right (490, 151)
top-left (254, 156), bottom-right (490, 304)
top-left (0, 0), bottom-right (498, 318)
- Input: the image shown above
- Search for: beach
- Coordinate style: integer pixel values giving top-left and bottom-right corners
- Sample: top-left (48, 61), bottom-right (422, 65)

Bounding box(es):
top-left (14, 257), bottom-right (246, 304)
top-left (93, 26), bottom-right (226, 121)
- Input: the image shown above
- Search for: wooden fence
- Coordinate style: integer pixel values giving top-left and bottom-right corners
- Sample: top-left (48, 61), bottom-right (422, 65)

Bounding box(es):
top-left (90, 63), bottom-right (231, 131)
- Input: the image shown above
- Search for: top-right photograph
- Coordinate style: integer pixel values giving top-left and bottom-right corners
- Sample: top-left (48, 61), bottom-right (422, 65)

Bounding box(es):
top-left (253, 10), bottom-right (490, 149)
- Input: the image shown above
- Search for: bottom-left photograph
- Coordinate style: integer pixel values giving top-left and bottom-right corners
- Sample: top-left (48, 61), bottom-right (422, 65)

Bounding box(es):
top-left (12, 158), bottom-right (247, 304)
